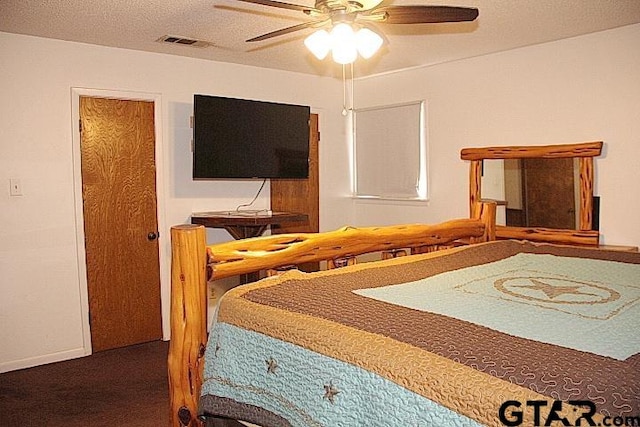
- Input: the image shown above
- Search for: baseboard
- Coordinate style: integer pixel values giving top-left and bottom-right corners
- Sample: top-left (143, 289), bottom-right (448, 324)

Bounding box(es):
top-left (0, 347), bottom-right (89, 373)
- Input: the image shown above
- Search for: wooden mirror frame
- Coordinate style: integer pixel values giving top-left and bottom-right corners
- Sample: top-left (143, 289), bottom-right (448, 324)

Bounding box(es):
top-left (461, 141), bottom-right (603, 246)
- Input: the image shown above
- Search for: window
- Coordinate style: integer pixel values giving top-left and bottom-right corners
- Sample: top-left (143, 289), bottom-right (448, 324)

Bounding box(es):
top-left (352, 101), bottom-right (427, 200)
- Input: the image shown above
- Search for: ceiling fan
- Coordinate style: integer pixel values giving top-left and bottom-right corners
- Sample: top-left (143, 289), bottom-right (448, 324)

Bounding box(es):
top-left (234, 0), bottom-right (479, 63)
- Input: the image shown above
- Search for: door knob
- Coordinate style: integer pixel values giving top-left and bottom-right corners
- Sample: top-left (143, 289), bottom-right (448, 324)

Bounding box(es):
top-left (147, 232), bottom-right (158, 241)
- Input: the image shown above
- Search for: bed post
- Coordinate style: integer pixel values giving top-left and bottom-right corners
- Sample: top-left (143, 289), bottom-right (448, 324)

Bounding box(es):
top-left (474, 201), bottom-right (496, 242)
top-left (168, 225), bottom-right (208, 427)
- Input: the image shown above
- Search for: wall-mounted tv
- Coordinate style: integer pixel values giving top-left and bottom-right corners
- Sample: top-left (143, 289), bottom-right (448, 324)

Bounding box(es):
top-left (193, 94), bottom-right (311, 179)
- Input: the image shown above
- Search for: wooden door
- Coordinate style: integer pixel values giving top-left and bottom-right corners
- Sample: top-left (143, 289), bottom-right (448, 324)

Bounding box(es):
top-left (80, 96), bottom-right (162, 352)
top-left (522, 157), bottom-right (576, 229)
top-left (271, 114), bottom-right (319, 271)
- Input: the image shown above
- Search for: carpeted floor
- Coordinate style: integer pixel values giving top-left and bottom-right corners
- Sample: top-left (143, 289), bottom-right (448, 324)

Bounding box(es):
top-left (0, 340), bottom-right (170, 427)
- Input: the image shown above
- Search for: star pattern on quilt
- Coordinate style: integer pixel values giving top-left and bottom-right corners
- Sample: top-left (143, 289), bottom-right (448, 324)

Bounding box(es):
top-left (323, 381), bottom-right (339, 404)
top-left (266, 357), bottom-right (278, 374)
top-left (513, 278), bottom-right (601, 299)
top-left (493, 275), bottom-right (620, 306)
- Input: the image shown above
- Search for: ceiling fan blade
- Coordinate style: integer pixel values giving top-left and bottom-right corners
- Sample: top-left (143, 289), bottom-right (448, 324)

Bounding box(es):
top-left (365, 5), bottom-right (478, 24)
top-left (235, 0), bottom-right (320, 14)
top-left (246, 20), bottom-right (326, 42)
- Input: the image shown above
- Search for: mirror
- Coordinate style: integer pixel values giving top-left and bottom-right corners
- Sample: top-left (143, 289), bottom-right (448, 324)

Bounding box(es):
top-left (481, 158), bottom-right (580, 229)
top-left (461, 141), bottom-right (602, 246)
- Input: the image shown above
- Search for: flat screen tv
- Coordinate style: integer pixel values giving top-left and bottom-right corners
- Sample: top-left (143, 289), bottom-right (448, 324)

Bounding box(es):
top-left (193, 94), bottom-right (311, 179)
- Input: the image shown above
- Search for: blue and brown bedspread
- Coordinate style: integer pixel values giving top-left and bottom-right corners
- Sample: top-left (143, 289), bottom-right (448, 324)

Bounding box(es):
top-left (199, 240), bottom-right (640, 426)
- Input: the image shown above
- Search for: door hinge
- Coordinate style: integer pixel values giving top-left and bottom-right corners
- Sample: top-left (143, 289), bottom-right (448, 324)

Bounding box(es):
top-left (79, 119), bottom-right (83, 133)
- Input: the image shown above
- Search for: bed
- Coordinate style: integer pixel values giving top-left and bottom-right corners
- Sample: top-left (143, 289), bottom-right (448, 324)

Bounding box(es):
top-left (167, 201), bottom-right (640, 427)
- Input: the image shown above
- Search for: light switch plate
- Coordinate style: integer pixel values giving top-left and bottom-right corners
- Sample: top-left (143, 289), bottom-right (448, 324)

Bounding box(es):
top-left (9, 178), bottom-right (22, 196)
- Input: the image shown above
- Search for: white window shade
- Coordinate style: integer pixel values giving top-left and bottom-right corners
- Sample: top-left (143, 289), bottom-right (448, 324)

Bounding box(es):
top-left (353, 101), bottom-right (427, 200)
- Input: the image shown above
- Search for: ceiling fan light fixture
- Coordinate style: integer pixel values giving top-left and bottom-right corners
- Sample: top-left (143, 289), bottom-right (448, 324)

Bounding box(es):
top-left (305, 23), bottom-right (383, 64)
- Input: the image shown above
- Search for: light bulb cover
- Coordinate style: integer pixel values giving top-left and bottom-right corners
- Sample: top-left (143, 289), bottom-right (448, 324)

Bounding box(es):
top-left (330, 23), bottom-right (357, 64)
top-left (304, 29), bottom-right (331, 60)
top-left (355, 27), bottom-right (383, 59)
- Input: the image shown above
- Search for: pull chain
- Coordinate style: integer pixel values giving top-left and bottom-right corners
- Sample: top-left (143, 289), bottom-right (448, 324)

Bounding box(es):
top-left (342, 63), bottom-right (356, 116)
top-left (342, 64), bottom-right (348, 116)
top-left (350, 62), bottom-right (354, 113)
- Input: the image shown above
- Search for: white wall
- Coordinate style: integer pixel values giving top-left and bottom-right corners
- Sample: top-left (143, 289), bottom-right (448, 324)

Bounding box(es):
top-left (0, 32), bottom-right (350, 372)
top-left (351, 24), bottom-right (640, 247)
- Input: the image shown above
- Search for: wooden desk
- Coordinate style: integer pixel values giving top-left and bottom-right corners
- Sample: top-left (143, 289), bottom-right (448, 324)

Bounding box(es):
top-left (191, 211), bottom-right (308, 240)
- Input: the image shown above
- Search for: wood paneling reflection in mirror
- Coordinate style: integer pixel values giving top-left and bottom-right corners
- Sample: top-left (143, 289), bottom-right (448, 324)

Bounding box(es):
top-left (461, 141), bottom-right (603, 246)
top-left (495, 158), bottom-right (578, 229)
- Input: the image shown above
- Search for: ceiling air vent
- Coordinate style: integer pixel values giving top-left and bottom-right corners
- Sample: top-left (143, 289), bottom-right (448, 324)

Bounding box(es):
top-left (157, 35), bottom-right (212, 48)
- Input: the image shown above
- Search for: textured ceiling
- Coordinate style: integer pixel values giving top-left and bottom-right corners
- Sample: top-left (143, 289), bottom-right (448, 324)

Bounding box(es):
top-left (1, 0), bottom-right (640, 78)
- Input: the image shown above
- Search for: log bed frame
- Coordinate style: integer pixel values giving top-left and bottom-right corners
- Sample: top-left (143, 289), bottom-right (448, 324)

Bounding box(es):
top-left (168, 201), bottom-right (496, 427)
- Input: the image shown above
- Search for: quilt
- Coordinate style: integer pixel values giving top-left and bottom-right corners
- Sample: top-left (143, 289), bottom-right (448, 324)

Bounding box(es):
top-left (199, 240), bottom-right (640, 426)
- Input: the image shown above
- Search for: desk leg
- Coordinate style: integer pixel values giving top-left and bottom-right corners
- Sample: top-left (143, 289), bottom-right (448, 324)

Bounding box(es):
top-left (224, 225), bottom-right (268, 240)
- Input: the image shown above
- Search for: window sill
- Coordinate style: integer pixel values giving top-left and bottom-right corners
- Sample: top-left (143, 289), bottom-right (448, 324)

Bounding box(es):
top-left (351, 195), bottom-right (430, 204)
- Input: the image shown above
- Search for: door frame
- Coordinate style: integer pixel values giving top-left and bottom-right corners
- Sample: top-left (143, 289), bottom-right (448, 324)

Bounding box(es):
top-left (71, 88), bottom-right (168, 355)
